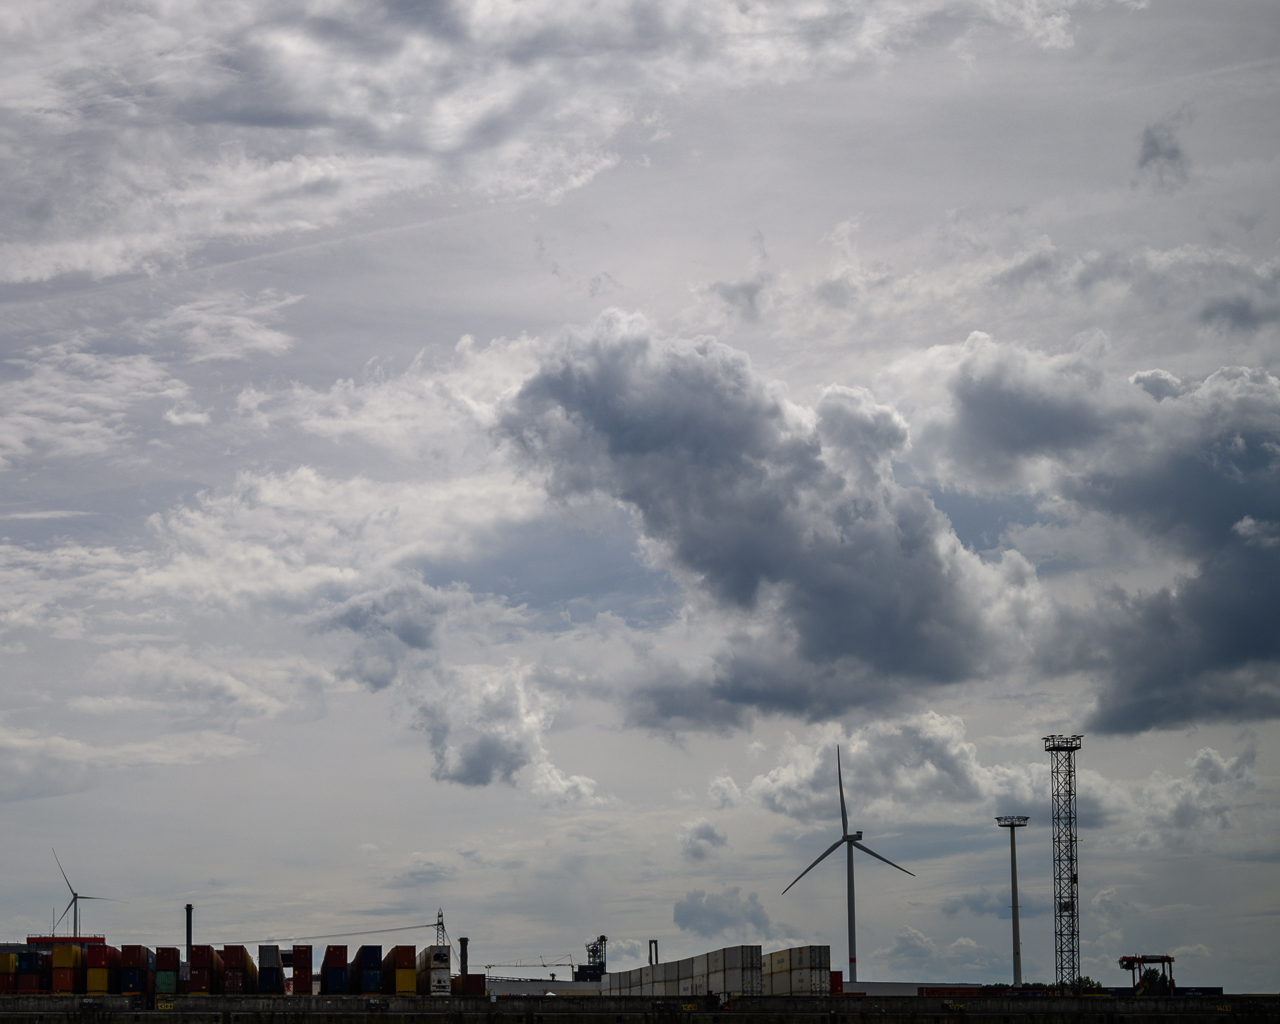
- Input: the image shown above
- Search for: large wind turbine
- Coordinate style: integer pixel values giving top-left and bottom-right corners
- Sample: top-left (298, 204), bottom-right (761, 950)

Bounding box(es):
top-left (53, 849), bottom-right (122, 937)
top-left (781, 746), bottom-right (914, 984)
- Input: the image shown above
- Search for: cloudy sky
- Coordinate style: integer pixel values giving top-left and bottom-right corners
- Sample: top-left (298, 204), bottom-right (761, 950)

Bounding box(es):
top-left (2, 0), bottom-right (1278, 992)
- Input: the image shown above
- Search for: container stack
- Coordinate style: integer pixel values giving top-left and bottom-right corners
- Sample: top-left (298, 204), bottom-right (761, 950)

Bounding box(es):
top-left (291, 945), bottom-right (312, 995)
top-left (121, 945), bottom-right (156, 995)
top-left (86, 944), bottom-right (121, 994)
top-left (762, 946), bottom-right (830, 996)
top-left (0, 953), bottom-right (15, 994)
top-left (320, 945), bottom-right (348, 994)
top-left (16, 950), bottom-right (49, 992)
top-left (190, 944), bottom-right (224, 994)
top-left (381, 946), bottom-right (416, 996)
top-left (604, 946), bottom-right (761, 998)
top-left (221, 946), bottom-right (258, 994)
top-left (52, 943), bottom-right (84, 993)
top-left (347, 946), bottom-right (381, 994)
top-left (155, 948), bottom-right (180, 995)
top-left (257, 946), bottom-right (284, 994)
top-left (416, 945), bottom-right (449, 996)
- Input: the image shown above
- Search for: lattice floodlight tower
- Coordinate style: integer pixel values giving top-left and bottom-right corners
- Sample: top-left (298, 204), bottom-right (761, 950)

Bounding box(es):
top-left (1044, 735), bottom-right (1083, 990)
top-left (995, 815), bottom-right (1029, 986)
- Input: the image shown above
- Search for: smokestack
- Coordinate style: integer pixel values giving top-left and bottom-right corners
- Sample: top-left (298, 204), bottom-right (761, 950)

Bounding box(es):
top-left (185, 904), bottom-right (193, 964)
top-left (459, 937), bottom-right (469, 977)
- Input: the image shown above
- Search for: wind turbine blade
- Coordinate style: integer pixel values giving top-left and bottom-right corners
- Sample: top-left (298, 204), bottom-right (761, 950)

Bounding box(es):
top-left (837, 745), bottom-right (849, 837)
top-left (782, 837), bottom-right (846, 895)
top-left (52, 848), bottom-right (74, 895)
top-left (78, 896), bottom-right (128, 903)
top-left (55, 897), bottom-right (74, 932)
top-left (851, 840), bottom-right (915, 877)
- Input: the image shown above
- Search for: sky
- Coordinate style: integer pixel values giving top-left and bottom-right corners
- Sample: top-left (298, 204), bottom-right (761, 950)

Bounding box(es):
top-left (1, 0), bottom-right (1278, 994)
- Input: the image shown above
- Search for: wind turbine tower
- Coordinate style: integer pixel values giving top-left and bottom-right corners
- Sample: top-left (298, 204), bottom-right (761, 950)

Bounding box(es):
top-left (1044, 735), bottom-right (1082, 990)
top-left (782, 745), bottom-right (914, 984)
top-left (995, 815), bottom-right (1029, 986)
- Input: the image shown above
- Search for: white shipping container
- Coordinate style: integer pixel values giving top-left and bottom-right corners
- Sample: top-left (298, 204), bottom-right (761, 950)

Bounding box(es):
top-left (664, 979), bottom-right (680, 996)
top-left (760, 973), bottom-right (772, 997)
top-left (725, 946), bottom-right (743, 970)
top-left (693, 976), bottom-right (706, 996)
top-left (771, 971), bottom-right (791, 997)
top-left (642, 981), bottom-right (654, 996)
top-left (679, 979), bottom-right (692, 997)
top-left (641, 966), bottom-right (653, 986)
top-left (768, 949), bottom-right (791, 975)
top-left (678, 958), bottom-right (693, 980)
top-left (708, 949), bottom-right (724, 973)
top-left (429, 969), bottom-right (450, 995)
top-left (693, 954), bottom-right (708, 976)
top-left (708, 970), bottom-right (725, 994)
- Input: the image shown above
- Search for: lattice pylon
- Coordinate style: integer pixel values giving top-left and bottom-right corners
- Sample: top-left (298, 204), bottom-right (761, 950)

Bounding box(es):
top-left (1044, 734), bottom-right (1082, 990)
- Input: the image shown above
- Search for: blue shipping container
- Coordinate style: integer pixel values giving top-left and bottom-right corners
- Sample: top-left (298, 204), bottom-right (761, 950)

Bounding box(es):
top-left (323, 967), bottom-right (347, 994)
top-left (121, 968), bottom-right (146, 993)
top-left (353, 946), bottom-right (382, 970)
top-left (17, 952), bottom-right (41, 973)
top-left (259, 967), bottom-right (284, 994)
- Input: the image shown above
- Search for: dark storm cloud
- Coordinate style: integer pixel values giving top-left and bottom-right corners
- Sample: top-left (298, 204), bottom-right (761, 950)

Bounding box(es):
top-left (933, 339), bottom-right (1280, 732)
top-left (500, 314), bottom-right (1023, 727)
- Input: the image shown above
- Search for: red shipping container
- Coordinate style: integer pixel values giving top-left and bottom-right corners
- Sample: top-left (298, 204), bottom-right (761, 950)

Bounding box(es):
top-left (191, 945), bottom-right (222, 973)
top-left (830, 972), bottom-right (843, 995)
top-left (17, 975), bottom-right (39, 993)
top-left (0, 976), bottom-right (14, 994)
top-left (190, 968), bottom-right (211, 993)
top-left (292, 970), bottom-right (312, 995)
top-left (222, 946), bottom-right (244, 971)
top-left (52, 967), bottom-right (83, 993)
top-left (322, 946), bottom-right (347, 971)
top-left (87, 945), bottom-right (120, 969)
top-left (156, 948), bottom-right (180, 972)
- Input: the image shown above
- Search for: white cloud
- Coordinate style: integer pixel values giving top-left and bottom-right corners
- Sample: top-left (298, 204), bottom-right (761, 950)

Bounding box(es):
top-left (678, 817), bottom-right (728, 861)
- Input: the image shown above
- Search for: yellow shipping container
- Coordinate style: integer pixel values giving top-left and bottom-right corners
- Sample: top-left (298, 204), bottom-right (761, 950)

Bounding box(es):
top-left (86, 968), bottom-right (111, 993)
top-left (53, 944), bottom-right (83, 969)
top-left (0, 953), bottom-right (16, 974)
top-left (394, 969), bottom-right (415, 995)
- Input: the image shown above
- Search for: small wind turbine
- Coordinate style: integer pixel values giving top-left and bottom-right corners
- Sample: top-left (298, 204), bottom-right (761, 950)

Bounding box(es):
top-left (53, 849), bottom-right (124, 937)
top-left (781, 745), bottom-right (914, 985)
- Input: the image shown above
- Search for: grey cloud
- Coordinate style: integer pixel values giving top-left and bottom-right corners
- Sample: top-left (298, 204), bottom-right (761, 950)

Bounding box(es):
top-left (1130, 369), bottom-right (1186, 402)
top-left (871, 926), bottom-right (1001, 974)
top-left (920, 334), bottom-right (1280, 732)
top-left (501, 314), bottom-right (1028, 728)
top-left (1136, 108), bottom-right (1193, 191)
top-left (425, 729), bottom-right (530, 787)
top-left (673, 887), bottom-right (793, 940)
top-left (941, 887), bottom-right (1052, 919)
top-left (1198, 295), bottom-right (1280, 332)
top-left (1, 0), bottom-right (1116, 281)
top-left (678, 818), bottom-right (728, 861)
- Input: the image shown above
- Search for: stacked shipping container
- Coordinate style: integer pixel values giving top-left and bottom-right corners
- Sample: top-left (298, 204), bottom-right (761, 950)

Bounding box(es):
top-left (603, 946), bottom-right (762, 998)
top-left (291, 945), bottom-right (312, 995)
top-left (320, 945), bottom-right (347, 995)
top-left (121, 945), bottom-right (155, 995)
top-left (155, 947), bottom-right (180, 995)
top-left (0, 953), bottom-right (14, 995)
top-left (347, 946), bottom-right (381, 995)
top-left (416, 945), bottom-right (450, 996)
top-left (52, 943), bottom-right (84, 993)
top-left (762, 946), bottom-right (831, 996)
top-left (86, 944), bottom-right (121, 994)
top-left (381, 946), bottom-right (416, 996)
top-left (221, 946), bottom-right (257, 995)
top-left (190, 944), bottom-right (224, 994)
top-left (257, 947), bottom-right (284, 995)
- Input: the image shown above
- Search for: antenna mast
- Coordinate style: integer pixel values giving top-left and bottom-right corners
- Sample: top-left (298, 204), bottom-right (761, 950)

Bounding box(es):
top-left (1044, 735), bottom-right (1082, 991)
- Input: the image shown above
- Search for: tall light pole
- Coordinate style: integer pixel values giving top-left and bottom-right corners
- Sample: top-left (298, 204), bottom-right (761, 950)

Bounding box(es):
top-left (996, 816), bottom-right (1029, 986)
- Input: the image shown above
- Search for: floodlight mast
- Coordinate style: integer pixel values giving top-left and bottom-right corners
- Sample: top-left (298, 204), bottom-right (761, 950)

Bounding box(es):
top-left (996, 815), bottom-right (1029, 986)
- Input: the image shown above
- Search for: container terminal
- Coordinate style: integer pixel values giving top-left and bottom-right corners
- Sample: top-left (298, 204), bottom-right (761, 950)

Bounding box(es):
top-left (1, 926), bottom-right (1273, 1024)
